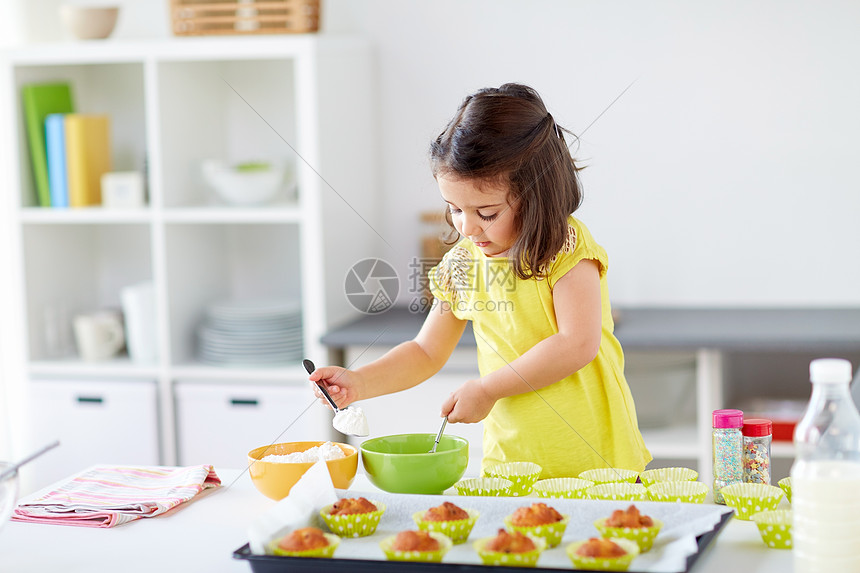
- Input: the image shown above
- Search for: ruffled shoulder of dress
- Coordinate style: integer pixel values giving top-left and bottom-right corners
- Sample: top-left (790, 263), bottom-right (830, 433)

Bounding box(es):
top-left (430, 244), bottom-right (473, 303)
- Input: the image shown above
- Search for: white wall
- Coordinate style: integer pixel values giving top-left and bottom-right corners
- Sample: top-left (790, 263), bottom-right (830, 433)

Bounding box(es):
top-left (322, 0), bottom-right (860, 307)
top-left (2, 0), bottom-right (859, 312)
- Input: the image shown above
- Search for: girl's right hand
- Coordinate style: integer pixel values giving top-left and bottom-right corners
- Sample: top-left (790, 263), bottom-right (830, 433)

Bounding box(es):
top-left (307, 366), bottom-right (362, 409)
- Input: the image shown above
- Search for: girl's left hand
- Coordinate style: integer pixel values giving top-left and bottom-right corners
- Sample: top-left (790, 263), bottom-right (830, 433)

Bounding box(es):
top-left (442, 378), bottom-right (496, 424)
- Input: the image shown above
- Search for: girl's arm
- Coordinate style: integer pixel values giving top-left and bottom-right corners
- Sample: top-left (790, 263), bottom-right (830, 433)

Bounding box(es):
top-left (442, 258), bottom-right (602, 423)
top-left (309, 301), bottom-right (467, 408)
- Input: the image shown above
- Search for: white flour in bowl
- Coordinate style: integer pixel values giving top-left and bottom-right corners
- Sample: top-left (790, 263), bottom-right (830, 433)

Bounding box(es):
top-left (261, 441), bottom-right (346, 463)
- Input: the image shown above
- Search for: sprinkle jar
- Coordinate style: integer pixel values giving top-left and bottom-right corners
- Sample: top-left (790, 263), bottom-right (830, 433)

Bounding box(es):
top-left (742, 418), bottom-right (772, 485)
top-left (712, 409), bottom-right (743, 504)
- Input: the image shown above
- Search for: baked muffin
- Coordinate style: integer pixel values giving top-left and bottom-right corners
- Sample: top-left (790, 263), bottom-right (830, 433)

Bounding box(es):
top-left (485, 529), bottom-right (536, 553)
top-left (566, 537), bottom-right (640, 571)
top-left (412, 501), bottom-right (479, 544)
top-left (270, 527), bottom-right (340, 557)
top-left (474, 529), bottom-right (547, 567)
top-left (504, 502), bottom-right (569, 548)
top-left (594, 505), bottom-right (663, 552)
top-left (606, 505), bottom-right (654, 528)
top-left (391, 530), bottom-right (441, 552)
top-left (575, 537), bottom-right (627, 558)
top-left (423, 501), bottom-right (469, 522)
top-left (329, 497), bottom-right (378, 516)
top-left (276, 527), bottom-right (330, 552)
top-left (510, 503), bottom-right (563, 527)
top-left (379, 530), bottom-right (452, 563)
top-left (320, 499), bottom-right (386, 538)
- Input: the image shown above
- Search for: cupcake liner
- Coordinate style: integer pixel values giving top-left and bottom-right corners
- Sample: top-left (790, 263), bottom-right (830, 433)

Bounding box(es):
top-left (455, 477), bottom-right (513, 497)
top-left (778, 477), bottom-right (792, 503)
top-left (484, 462), bottom-right (542, 496)
top-left (269, 533), bottom-right (340, 558)
top-left (412, 509), bottom-right (480, 544)
top-left (319, 501), bottom-right (386, 537)
top-left (639, 467), bottom-right (698, 487)
top-left (566, 537), bottom-right (641, 571)
top-left (379, 531), bottom-right (453, 562)
top-left (473, 534), bottom-right (547, 568)
top-left (751, 509), bottom-right (792, 549)
top-left (504, 514), bottom-right (570, 548)
top-left (720, 483), bottom-right (784, 520)
top-left (585, 483), bottom-right (648, 502)
top-left (532, 477), bottom-right (594, 499)
top-left (578, 468), bottom-right (639, 485)
top-left (594, 517), bottom-right (664, 552)
top-left (647, 481), bottom-right (709, 504)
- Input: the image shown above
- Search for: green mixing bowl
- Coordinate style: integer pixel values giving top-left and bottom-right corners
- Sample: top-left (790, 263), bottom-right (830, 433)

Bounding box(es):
top-left (360, 434), bottom-right (469, 494)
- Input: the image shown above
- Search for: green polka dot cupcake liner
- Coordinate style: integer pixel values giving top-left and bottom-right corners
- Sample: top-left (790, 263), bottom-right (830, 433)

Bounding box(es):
top-left (647, 481), bottom-right (709, 504)
top-left (319, 502), bottom-right (386, 537)
top-left (566, 537), bottom-right (640, 571)
top-left (585, 482), bottom-right (648, 502)
top-left (578, 468), bottom-right (640, 485)
top-left (778, 477), bottom-right (792, 503)
top-left (484, 462), bottom-right (542, 496)
top-left (455, 477), bottom-right (512, 497)
top-left (639, 467), bottom-right (698, 487)
top-left (268, 533), bottom-right (340, 558)
top-left (720, 483), bottom-right (784, 520)
top-left (594, 517), bottom-right (664, 552)
top-left (379, 531), bottom-right (453, 562)
top-left (474, 534), bottom-right (547, 567)
top-left (504, 514), bottom-right (570, 548)
top-left (751, 509), bottom-right (792, 549)
top-left (532, 477), bottom-right (594, 499)
top-left (412, 509), bottom-right (480, 544)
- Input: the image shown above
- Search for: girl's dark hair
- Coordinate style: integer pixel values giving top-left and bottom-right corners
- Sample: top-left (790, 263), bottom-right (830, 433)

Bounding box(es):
top-left (430, 83), bottom-right (583, 280)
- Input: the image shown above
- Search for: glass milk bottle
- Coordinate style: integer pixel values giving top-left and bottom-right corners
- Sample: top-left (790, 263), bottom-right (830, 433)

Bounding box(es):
top-left (791, 358), bottom-right (860, 573)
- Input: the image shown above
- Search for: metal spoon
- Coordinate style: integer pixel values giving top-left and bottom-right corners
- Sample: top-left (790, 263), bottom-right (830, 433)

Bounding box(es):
top-left (0, 440), bottom-right (60, 482)
top-left (429, 416), bottom-right (448, 453)
top-left (303, 359), bottom-right (340, 412)
top-left (303, 359), bottom-right (369, 437)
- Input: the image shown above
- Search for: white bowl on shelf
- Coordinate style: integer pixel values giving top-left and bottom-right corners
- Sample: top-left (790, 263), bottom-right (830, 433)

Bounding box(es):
top-left (59, 5), bottom-right (120, 40)
top-left (201, 160), bottom-right (291, 206)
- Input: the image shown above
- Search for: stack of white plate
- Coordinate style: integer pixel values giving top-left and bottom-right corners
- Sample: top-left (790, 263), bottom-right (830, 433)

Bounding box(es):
top-left (197, 299), bottom-right (302, 366)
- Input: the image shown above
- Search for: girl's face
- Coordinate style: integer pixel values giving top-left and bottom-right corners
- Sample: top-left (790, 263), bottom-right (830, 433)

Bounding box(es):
top-left (437, 175), bottom-right (517, 258)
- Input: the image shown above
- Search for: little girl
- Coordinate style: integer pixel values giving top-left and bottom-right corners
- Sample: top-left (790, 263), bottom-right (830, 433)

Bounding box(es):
top-left (310, 83), bottom-right (651, 478)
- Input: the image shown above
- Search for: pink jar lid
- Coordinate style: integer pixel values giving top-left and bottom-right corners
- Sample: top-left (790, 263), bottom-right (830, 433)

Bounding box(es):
top-left (713, 409), bottom-right (744, 428)
top-left (743, 418), bottom-right (773, 437)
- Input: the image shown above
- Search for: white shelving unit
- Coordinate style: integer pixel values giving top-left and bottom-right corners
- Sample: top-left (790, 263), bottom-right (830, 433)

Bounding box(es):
top-left (1, 35), bottom-right (379, 492)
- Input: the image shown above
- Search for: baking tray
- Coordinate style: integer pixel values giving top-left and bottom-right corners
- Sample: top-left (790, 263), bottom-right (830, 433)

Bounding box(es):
top-left (233, 500), bottom-right (732, 573)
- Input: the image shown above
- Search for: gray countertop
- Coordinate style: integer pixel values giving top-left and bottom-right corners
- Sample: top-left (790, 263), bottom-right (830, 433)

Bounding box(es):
top-left (321, 306), bottom-right (860, 352)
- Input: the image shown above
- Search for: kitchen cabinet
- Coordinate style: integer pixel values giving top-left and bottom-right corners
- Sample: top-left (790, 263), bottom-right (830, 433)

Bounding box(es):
top-left (322, 307), bottom-right (860, 483)
top-left (1, 35), bottom-right (378, 492)
top-left (28, 378), bottom-right (159, 487)
top-left (174, 380), bottom-right (330, 469)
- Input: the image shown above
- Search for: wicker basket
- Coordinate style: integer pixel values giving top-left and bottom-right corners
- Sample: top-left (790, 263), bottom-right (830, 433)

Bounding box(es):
top-left (170, 0), bottom-right (320, 36)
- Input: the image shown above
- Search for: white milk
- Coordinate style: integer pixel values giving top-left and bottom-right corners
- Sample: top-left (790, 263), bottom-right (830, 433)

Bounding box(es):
top-left (792, 460), bottom-right (860, 573)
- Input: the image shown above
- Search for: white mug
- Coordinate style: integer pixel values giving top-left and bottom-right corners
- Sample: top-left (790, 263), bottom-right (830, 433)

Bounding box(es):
top-left (120, 282), bottom-right (158, 364)
top-left (73, 311), bottom-right (125, 362)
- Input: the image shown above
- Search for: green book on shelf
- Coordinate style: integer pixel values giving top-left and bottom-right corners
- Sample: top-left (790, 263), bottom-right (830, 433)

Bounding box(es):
top-left (22, 82), bottom-right (75, 207)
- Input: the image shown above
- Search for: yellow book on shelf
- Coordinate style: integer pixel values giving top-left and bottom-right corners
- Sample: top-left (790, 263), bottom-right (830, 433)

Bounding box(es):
top-left (64, 114), bottom-right (111, 207)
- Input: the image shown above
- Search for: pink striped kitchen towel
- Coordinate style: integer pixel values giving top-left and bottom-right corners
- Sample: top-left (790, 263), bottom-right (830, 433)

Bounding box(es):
top-left (12, 465), bottom-right (221, 528)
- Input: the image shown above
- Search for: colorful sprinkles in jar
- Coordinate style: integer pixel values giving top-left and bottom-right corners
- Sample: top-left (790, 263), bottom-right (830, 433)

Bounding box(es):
top-left (742, 418), bottom-right (772, 485)
top-left (712, 409), bottom-right (744, 504)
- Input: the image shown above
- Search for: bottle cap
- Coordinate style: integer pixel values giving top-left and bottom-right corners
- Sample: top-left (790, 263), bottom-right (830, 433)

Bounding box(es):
top-left (810, 358), bottom-right (853, 384)
top-left (742, 418), bottom-right (772, 437)
top-left (713, 409), bottom-right (744, 428)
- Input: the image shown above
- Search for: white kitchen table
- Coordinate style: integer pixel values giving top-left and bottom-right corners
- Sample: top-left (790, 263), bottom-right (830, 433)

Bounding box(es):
top-left (0, 468), bottom-right (792, 573)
